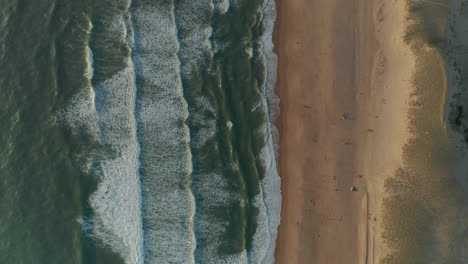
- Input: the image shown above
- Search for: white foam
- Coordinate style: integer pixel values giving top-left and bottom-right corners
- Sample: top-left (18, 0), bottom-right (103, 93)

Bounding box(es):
top-left (131, 2), bottom-right (196, 263)
top-left (62, 66), bottom-right (145, 264)
top-left (245, 47), bottom-right (253, 58)
top-left (60, 11), bottom-right (145, 263)
top-left (85, 48), bottom-right (94, 79)
top-left (190, 97), bottom-right (217, 147)
top-left (191, 172), bottom-right (247, 263)
top-left (174, 0), bottom-right (214, 77)
top-left (59, 0), bottom-right (282, 263)
top-left (58, 20), bottom-right (98, 139)
top-left (214, 0), bottom-right (230, 14)
top-left (174, 0), bottom-right (282, 263)
top-left (89, 143), bottom-right (144, 264)
top-left (64, 3), bottom-right (198, 262)
top-left (196, 218), bottom-right (249, 264)
top-left (165, 5), bottom-right (244, 261)
top-left (251, 1), bottom-right (282, 263)
top-left (248, 192), bottom-right (270, 263)
top-left (90, 61), bottom-right (145, 264)
top-left (58, 89), bottom-right (99, 139)
top-left (253, 132), bottom-right (282, 264)
top-left (259, 0), bottom-right (280, 121)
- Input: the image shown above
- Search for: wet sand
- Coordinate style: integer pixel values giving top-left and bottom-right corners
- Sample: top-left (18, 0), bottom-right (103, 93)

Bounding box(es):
top-left (274, 0), bottom-right (414, 263)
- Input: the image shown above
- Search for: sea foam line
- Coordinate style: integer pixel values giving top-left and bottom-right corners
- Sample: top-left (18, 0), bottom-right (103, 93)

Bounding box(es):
top-left (85, 8), bottom-right (145, 264)
top-left (173, 0), bottom-right (281, 262)
top-left (124, 5), bottom-right (146, 263)
top-left (255, 0), bottom-right (282, 263)
top-left (170, 0), bottom-right (198, 261)
top-left (130, 0), bottom-right (196, 262)
top-left (173, 1), bottom-right (252, 263)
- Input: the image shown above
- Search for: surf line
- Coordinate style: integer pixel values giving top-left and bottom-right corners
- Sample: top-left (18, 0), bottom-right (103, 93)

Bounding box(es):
top-left (169, 0), bottom-right (197, 261)
top-left (124, 0), bottom-right (145, 262)
top-left (256, 0), bottom-right (282, 263)
top-left (125, 0), bottom-right (197, 262)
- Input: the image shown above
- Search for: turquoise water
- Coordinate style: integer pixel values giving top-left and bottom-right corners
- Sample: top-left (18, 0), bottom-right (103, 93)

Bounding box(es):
top-left (0, 0), bottom-right (280, 263)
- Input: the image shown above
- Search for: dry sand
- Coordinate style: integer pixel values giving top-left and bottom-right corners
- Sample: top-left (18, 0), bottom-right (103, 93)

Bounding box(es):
top-left (274, 0), bottom-right (415, 263)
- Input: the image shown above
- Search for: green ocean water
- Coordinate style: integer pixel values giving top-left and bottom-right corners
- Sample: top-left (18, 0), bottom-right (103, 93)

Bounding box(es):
top-left (0, 0), bottom-right (280, 263)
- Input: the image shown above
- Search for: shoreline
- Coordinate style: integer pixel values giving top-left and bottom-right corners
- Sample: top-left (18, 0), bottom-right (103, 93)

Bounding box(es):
top-left (257, 0), bottom-right (281, 263)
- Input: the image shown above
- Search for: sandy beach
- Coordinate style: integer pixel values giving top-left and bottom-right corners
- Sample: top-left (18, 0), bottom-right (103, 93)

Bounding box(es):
top-left (274, 0), bottom-right (414, 263)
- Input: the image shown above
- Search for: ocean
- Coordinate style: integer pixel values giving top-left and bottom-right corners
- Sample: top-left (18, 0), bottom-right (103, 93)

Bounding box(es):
top-left (0, 0), bottom-right (281, 263)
